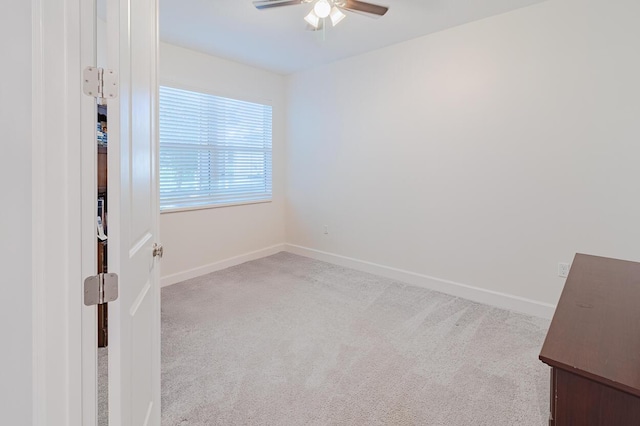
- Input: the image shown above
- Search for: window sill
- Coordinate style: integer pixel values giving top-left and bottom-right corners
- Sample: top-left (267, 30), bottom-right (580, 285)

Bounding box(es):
top-left (160, 199), bottom-right (272, 215)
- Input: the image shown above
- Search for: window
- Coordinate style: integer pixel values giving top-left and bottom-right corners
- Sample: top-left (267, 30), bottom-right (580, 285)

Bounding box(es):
top-left (159, 86), bottom-right (273, 211)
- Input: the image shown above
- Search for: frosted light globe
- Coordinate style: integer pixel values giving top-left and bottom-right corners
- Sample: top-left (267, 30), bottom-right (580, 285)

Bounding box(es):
top-left (314, 0), bottom-right (331, 18)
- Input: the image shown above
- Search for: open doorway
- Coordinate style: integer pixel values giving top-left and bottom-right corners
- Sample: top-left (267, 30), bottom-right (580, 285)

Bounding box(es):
top-left (96, 4), bottom-right (109, 424)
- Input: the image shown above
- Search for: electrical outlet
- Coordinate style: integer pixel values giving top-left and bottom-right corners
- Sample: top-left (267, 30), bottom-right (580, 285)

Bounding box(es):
top-left (323, 225), bottom-right (329, 235)
top-left (558, 263), bottom-right (570, 278)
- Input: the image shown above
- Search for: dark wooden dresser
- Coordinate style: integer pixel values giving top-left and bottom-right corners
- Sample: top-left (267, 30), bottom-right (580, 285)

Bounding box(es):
top-left (539, 254), bottom-right (640, 425)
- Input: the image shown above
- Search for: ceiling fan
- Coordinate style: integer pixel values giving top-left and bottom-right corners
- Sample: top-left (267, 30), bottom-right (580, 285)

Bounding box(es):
top-left (253, 0), bottom-right (389, 31)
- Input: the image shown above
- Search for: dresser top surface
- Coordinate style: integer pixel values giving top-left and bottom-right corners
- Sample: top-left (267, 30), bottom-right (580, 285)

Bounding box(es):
top-left (540, 253), bottom-right (640, 397)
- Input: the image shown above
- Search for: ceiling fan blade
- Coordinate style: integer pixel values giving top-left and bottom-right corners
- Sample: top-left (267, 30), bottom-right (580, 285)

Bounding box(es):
top-left (253, 0), bottom-right (304, 10)
top-left (342, 0), bottom-right (388, 17)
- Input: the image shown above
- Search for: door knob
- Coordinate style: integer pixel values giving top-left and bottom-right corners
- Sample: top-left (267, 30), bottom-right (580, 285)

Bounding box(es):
top-left (153, 243), bottom-right (164, 258)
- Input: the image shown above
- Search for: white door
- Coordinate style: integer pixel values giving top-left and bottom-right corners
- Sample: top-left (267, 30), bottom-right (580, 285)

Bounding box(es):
top-left (107, 0), bottom-right (161, 424)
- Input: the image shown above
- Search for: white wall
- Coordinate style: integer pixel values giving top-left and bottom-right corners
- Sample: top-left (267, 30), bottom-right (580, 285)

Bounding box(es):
top-left (286, 0), bottom-right (640, 307)
top-left (0, 0), bottom-right (32, 422)
top-left (159, 43), bottom-right (287, 284)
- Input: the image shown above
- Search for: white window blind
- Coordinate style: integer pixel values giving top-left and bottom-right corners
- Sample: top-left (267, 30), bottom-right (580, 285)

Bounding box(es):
top-left (159, 86), bottom-right (273, 211)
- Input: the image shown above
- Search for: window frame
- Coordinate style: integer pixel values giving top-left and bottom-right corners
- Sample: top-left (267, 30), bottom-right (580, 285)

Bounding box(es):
top-left (158, 81), bottom-right (274, 214)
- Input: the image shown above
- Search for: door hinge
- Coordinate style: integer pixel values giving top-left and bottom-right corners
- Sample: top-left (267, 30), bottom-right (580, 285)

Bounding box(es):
top-left (83, 66), bottom-right (118, 100)
top-left (84, 273), bottom-right (119, 306)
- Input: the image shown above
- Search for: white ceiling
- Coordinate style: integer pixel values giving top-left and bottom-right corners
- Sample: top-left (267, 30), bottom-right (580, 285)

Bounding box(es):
top-left (159, 0), bottom-right (545, 75)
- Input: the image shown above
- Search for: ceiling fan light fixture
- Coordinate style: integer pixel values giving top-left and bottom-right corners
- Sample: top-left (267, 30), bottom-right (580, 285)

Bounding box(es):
top-left (253, 0), bottom-right (388, 32)
top-left (304, 10), bottom-right (320, 28)
top-left (329, 6), bottom-right (345, 26)
top-left (313, 0), bottom-right (331, 18)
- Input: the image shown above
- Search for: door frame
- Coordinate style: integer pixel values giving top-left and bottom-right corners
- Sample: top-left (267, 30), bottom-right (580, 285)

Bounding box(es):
top-left (32, 0), bottom-right (104, 423)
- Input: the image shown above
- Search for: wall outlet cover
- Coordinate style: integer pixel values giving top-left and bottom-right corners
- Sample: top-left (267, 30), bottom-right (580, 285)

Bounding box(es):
top-left (558, 262), bottom-right (571, 278)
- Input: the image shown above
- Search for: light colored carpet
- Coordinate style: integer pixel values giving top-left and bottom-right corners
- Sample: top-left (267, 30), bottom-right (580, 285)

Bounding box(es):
top-left (161, 252), bottom-right (550, 425)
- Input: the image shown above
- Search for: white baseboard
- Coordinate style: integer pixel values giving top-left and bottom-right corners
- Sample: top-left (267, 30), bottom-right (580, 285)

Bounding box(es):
top-left (283, 244), bottom-right (556, 320)
top-left (160, 244), bottom-right (286, 288)
top-left (161, 242), bottom-right (556, 319)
